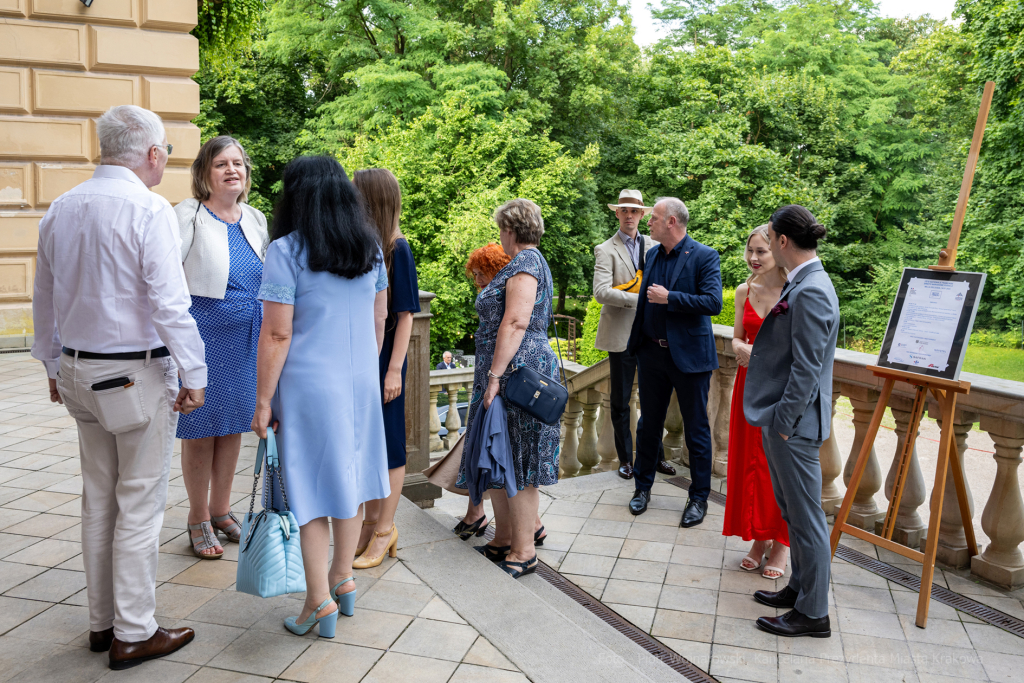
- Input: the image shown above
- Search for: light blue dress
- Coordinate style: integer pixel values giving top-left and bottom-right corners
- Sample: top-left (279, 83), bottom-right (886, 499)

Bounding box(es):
top-left (258, 233), bottom-right (391, 525)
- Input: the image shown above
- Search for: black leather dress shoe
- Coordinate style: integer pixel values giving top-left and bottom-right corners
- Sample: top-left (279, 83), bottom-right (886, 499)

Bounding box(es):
top-left (756, 609), bottom-right (831, 638)
top-left (629, 489), bottom-right (650, 515)
top-left (617, 463), bottom-right (634, 479)
top-left (656, 459), bottom-right (677, 475)
top-left (753, 585), bottom-right (798, 608)
top-left (679, 498), bottom-right (707, 527)
top-left (90, 628), bottom-right (115, 653)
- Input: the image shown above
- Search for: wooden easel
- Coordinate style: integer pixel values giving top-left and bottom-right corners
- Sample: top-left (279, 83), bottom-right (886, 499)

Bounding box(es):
top-left (828, 81), bottom-right (996, 629)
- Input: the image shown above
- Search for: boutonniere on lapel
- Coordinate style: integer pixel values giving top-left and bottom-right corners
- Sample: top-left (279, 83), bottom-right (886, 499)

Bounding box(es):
top-left (770, 300), bottom-right (789, 317)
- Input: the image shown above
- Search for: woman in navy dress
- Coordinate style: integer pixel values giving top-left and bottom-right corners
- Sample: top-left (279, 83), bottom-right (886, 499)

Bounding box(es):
top-left (351, 169), bottom-right (420, 569)
top-left (173, 137), bottom-right (268, 559)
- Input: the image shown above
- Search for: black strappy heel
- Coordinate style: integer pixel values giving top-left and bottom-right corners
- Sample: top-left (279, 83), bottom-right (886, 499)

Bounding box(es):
top-left (499, 555), bottom-right (538, 579)
top-left (453, 515), bottom-right (489, 541)
top-left (534, 525), bottom-right (546, 546)
top-left (476, 544), bottom-right (510, 562)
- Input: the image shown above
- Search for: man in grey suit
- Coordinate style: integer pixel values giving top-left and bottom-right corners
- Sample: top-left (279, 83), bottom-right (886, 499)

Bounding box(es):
top-left (743, 204), bottom-right (839, 638)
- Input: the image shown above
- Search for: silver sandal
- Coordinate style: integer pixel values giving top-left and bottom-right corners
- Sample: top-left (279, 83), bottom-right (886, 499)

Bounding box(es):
top-left (188, 520), bottom-right (223, 559)
top-left (212, 512), bottom-right (242, 543)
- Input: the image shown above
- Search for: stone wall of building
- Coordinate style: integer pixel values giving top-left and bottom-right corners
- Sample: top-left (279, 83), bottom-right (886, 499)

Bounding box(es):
top-left (0, 0), bottom-right (200, 345)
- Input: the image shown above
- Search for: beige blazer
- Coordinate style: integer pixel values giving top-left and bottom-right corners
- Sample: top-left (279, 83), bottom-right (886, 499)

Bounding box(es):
top-left (593, 233), bottom-right (658, 352)
top-left (174, 198), bottom-right (269, 300)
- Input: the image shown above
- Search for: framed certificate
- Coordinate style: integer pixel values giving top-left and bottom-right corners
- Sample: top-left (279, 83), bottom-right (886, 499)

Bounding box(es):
top-left (876, 268), bottom-right (986, 381)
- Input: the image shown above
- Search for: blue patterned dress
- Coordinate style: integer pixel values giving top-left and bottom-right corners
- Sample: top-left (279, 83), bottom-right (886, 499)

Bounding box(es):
top-left (457, 248), bottom-right (561, 490)
top-left (176, 206), bottom-right (263, 439)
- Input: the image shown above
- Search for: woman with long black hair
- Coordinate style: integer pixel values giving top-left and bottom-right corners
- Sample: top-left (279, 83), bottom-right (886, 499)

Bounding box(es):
top-left (252, 156), bottom-right (390, 637)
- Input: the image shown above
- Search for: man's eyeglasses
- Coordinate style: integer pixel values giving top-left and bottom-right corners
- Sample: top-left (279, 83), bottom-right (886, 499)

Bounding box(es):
top-left (154, 143), bottom-right (173, 155)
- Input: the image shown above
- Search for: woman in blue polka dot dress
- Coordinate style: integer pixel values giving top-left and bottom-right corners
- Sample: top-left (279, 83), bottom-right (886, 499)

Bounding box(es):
top-left (173, 137), bottom-right (269, 560)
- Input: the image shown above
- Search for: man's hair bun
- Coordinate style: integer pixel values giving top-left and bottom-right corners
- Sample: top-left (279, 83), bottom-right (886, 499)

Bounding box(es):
top-left (769, 205), bottom-right (825, 250)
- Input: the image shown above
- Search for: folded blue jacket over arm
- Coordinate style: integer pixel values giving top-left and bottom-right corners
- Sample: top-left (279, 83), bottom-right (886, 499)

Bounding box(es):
top-left (464, 396), bottom-right (517, 506)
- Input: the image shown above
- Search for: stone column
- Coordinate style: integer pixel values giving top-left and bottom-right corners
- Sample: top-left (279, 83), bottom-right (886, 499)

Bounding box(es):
top-left (576, 388), bottom-right (603, 473)
top-left (597, 392), bottom-right (618, 466)
top-left (819, 385), bottom-right (845, 514)
top-left (560, 397), bottom-right (583, 477)
top-left (874, 395), bottom-right (927, 548)
top-left (925, 405), bottom-right (978, 568)
top-left (402, 291), bottom-right (442, 505)
top-left (444, 382), bottom-right (463, 447)
top-left (971, 417), bottom-right (1024, 587)
top-left (712, 362), bottom-right (737, 477)
top-left (428, 386), bottom-right (443, 452)
top-left (663, 391), bottom-right (686, 465)
top-left (841, 384), bottom-right (885, 529)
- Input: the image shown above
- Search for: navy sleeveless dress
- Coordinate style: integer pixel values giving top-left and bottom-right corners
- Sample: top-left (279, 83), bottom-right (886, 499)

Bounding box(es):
top-left (176, 205), bottom-right (263, 439)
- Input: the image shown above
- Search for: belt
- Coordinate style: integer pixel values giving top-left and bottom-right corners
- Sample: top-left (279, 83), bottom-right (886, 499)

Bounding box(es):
top-left (648, 337), bottom-right (669, 348)
top-left (62, 346), bottom-right (170, 361)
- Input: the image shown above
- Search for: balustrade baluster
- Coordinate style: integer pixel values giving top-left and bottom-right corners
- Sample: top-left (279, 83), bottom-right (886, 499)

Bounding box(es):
top-left (444, 382), bottom-right (462, 449)
top-left (875, 396), bottom-right (927, 548)
top-left (560, 397), bottom-right (583, 477)
top-left (597, 391), bottom-right (618, 466)
top-left (429, 386), bottom-right (443, 452)
top-left (971, 417), bottom-right (1024, 588)
top-left (927, 406), bottom-right (978, 568)
top-left (841, 384), bottom-right (885, 529)
top-left (819, 386), bottom-right (845, 514)
top-left (712, 362), bottom-right (737, 477)
top-left (629, 383), bottom-right (639, 458)
top-left (576, 389), bottom-right (602, 473)
top-left (663, 391), bottom-right (685, 466)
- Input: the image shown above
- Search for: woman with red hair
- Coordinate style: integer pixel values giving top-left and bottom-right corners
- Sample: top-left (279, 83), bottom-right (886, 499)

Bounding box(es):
top-left (465, 243), bottom-right (511, 289)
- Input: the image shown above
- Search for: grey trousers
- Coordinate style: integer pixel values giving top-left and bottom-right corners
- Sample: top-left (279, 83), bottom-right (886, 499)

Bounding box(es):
top-left (57, 352), bottom-right (178, 642)
top-left (761, 427), bottom-right (831, 619)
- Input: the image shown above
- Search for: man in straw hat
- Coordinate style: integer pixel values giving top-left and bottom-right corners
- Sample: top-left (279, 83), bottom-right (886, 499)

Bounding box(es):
top-left (593, 190), bottom-right (675, 480)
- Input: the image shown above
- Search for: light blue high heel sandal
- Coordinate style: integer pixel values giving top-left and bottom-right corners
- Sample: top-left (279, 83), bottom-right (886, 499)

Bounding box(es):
top-left (331, 577), bottom-right (357, 617)
top-left (284, 597), bottom-right (338, 638)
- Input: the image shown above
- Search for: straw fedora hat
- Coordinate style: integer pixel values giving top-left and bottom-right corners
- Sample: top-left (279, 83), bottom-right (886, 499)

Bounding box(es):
top-left (608, 189), bottom-right (653, 215)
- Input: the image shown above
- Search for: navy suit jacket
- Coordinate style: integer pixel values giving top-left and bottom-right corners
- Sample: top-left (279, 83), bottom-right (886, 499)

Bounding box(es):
top-left (627, 233), bottom-right (723, 374)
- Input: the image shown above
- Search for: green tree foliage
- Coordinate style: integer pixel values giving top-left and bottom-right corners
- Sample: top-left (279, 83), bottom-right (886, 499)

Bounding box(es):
top-left (193, 0), bottom-right (1023, 359)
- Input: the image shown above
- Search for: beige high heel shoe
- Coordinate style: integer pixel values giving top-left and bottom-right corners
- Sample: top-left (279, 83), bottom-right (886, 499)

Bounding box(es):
top-left (353, 524), bottom-right (398, 569)
top-left (355, 518), bottom-right (377, 556)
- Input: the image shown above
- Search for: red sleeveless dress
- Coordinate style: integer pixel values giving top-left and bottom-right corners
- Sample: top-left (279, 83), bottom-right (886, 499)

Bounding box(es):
top-left (722, 298), bottom-right (790, 546)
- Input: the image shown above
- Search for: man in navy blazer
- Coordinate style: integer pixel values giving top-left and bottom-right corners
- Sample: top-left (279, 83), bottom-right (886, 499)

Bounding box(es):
top-left (626, 197), bottom-right (722, 527)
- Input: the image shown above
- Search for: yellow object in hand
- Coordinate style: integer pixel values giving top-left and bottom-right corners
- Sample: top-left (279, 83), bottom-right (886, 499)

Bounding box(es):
top-left (614, 270), bottom-right (643, 294)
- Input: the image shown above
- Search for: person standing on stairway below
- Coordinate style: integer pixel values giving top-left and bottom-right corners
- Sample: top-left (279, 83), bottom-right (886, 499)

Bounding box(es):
top-left (352, 168), bottom-right (420, 570)
top-left (722, 225), bottom-right (791, 580)
top-left (592, 190), bottom-right (674, 480)
top-left (743, 204), bottom-right (839, 639)
top-left (625, 198), bottom-right (722, 527)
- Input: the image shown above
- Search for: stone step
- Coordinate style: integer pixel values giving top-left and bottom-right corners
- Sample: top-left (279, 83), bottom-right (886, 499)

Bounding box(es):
top-left (395, 497), bottom-right (688, 683)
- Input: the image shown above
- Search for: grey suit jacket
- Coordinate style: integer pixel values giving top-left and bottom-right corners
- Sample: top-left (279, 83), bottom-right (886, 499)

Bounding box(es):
top-left (743, 261), bottom-right (840, 441)
top-left (593, 233), bottom-right (657, 352)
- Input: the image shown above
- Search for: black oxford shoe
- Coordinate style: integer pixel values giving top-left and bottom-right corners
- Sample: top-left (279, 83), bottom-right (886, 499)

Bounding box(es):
top-left (756, 609), bottom-right (831, 638)
top-left (753, 585), bottom-right (798, 609)
top-left (617, 463), bottom-right (634, 479)
top-left (679, 498), bottom-right (707, 528)
top-left (90, 628), bottom-right (115, 653)
top-left (656, 459), bottom-right (677, 475)
top-left (629, 489), bottom-right (650, 515)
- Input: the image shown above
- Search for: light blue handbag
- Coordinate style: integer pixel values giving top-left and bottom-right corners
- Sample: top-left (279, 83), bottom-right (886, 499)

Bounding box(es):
top-left (236, 426), bottom-right (306, 597)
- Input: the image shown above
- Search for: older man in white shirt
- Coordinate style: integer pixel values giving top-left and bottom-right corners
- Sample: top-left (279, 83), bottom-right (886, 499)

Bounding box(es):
top-left (32, 105), bottom-right (207, 670)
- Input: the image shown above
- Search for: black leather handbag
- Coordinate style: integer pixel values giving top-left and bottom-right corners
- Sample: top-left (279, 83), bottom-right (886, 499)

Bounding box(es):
top-left (504, 252), bottom-right (569, 425)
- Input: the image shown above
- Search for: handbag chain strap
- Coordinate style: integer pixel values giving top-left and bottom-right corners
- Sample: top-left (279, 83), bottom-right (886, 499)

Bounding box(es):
top-left (248, 429), bottom-right (292, 518)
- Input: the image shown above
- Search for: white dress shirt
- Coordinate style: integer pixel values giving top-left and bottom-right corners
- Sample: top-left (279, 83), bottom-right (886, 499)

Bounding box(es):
top-left (31, 165), bottom-right (208, 388)
top-left (784, 256), bottom-right (821, 285)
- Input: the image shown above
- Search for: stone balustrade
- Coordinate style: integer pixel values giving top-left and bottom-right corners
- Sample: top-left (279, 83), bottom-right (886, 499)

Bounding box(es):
top-left (424, 324), bottom-right (1024, 588)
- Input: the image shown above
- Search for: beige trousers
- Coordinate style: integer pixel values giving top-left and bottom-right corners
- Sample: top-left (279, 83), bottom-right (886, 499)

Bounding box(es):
top-left (57, 352), bottom-right (179, 642)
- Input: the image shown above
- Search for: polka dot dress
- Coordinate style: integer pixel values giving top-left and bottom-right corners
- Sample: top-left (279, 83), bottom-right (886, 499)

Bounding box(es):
top-left (176, 205), bottom-right (263, 439)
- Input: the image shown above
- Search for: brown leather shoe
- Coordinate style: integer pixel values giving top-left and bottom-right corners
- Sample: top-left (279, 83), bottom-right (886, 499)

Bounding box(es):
top-left (109, 627), bottom-right (195, 670)
top-left (617, 462), bottom-right (633, 479)
top-left (656, 459), bottom-right (677, 475)
top-left (89, 628), bottom-right (115, 653)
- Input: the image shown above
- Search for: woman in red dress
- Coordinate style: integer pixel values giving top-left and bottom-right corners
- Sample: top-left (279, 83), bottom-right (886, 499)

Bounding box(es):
top-left (722, 225), bottom-right (791, 578)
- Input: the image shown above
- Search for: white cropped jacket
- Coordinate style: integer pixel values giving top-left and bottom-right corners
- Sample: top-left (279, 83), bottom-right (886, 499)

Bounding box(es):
top-left (174, 197), bottom-right (269, 300)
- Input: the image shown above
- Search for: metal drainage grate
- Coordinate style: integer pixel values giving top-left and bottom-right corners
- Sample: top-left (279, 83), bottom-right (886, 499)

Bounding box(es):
top-left (480, 524), bottom-right (718, 682)
top-left (0, 348), bottom-right (30, 355)
top-left (665, 475), bottom-right (1024, 639)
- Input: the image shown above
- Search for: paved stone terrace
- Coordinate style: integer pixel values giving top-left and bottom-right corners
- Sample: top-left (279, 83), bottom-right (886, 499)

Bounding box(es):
top-left (2, 350), bottom-right (1024, 683)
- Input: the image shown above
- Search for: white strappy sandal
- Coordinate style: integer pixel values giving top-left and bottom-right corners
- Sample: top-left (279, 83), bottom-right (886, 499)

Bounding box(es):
top-left (188, 520), bottom-right (223, 560)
